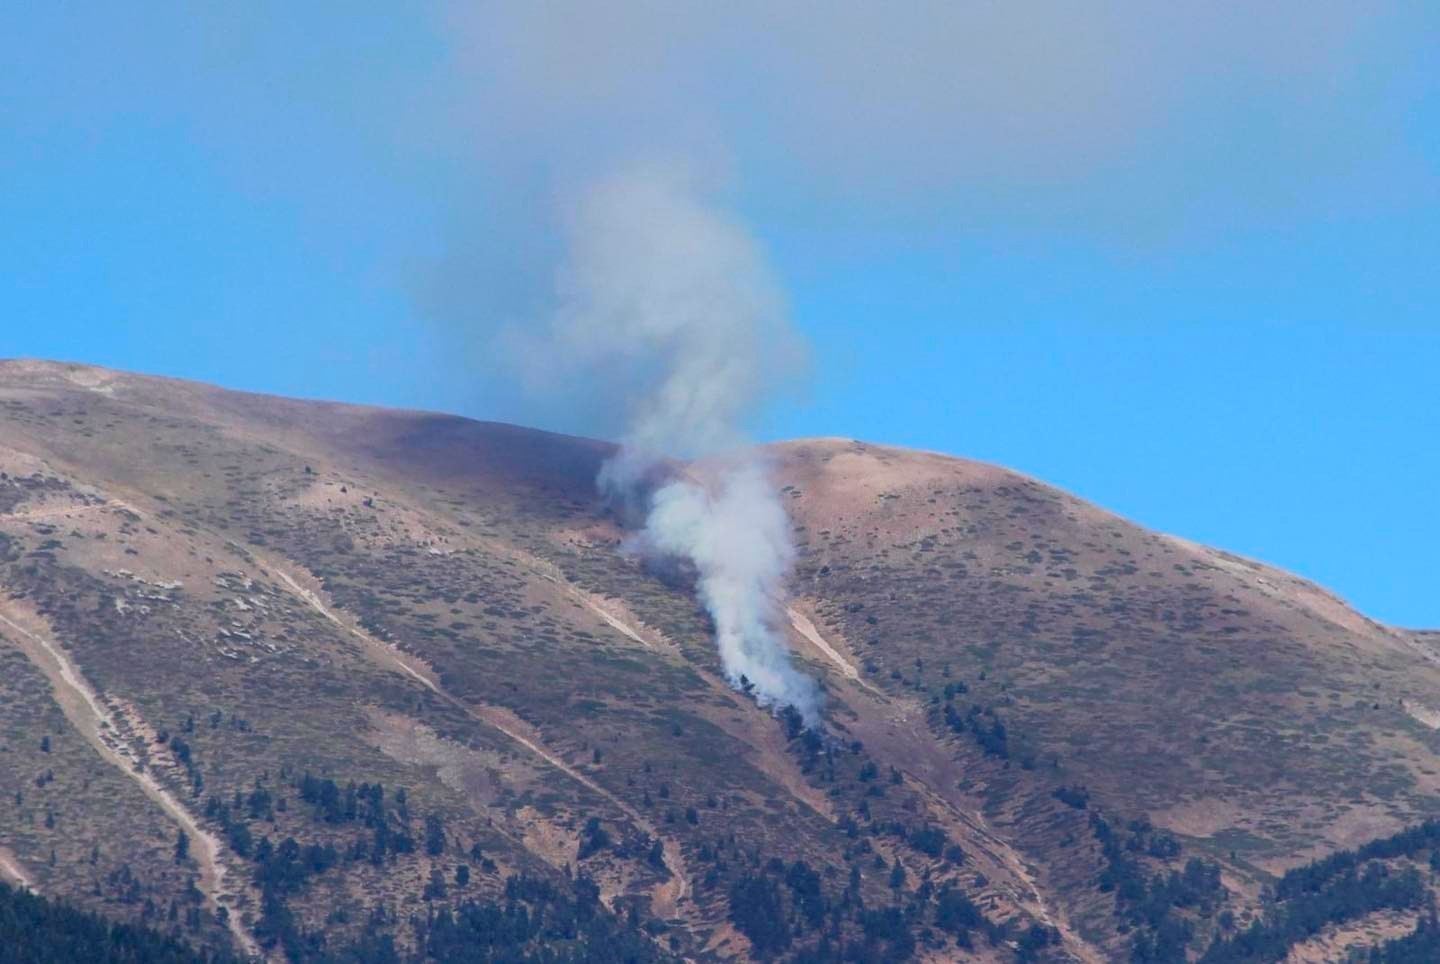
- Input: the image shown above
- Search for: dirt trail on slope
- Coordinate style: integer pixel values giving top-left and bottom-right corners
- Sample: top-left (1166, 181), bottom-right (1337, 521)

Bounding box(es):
top-left (267, 563), bottom-right (441, 693)
top-left (0, 847), bottom-right (34, 890)
top-left (456, 529), bottom-right (680, 657)
top-left (906, 773), bottom-right (1101, 963)
top-left (481, 542), bottom-right (842, 828)
top-left (257, 556), bottom-right (693, 922)
top-left (2, 500), bottom-right (126, 524)
top-left (0, 606), bottom-right (262, 959)
top-left (572, 590), bottom-right (677, 655)
top-left (465, 702), bottom-right (691, 919)
top-left (786, 604), bottom-right (886, 698)
top-left (792, 611), bottom-right (1104, 964)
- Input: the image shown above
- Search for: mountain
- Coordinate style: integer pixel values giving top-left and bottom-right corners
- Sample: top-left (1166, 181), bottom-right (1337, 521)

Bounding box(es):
top-left (1, 358), bottom-right (1437, 963)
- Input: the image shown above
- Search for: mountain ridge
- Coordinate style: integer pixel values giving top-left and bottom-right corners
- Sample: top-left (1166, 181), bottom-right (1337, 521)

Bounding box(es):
top-left (0, 355), bottom-right (1411, 635)
top-left (2, 358), bottom-right (1437, 962)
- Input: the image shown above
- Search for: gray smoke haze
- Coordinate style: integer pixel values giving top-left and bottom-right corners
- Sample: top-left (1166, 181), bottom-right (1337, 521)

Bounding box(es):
top-left (423, 0), bottom-right (1404, 430)
top-left (420, 1), bottom-right (1401, 721)
top-left (506, 159), bottom-right (818, 719)
top-left (506, 160), bottom-right (804, 480)
top-left (436, 1), bottom-right (1382, 208)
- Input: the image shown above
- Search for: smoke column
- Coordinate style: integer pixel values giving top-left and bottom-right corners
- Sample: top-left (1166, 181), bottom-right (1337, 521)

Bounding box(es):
top-left (644, 461), bottom-right (819, 721)
top-left (514, 160), bottom-right (819, 722)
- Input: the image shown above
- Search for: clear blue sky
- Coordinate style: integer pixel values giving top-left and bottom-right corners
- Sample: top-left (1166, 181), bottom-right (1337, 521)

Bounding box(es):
top-left (2, 5), bottom-right (1437, 625)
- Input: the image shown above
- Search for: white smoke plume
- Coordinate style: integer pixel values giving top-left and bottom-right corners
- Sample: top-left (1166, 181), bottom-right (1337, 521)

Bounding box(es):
top-left (646, 462), bottom-right (819, 722)
top-left (514, 161), bottom-right (802, 472)
top-left (515, 160), bottom-right (819, 722)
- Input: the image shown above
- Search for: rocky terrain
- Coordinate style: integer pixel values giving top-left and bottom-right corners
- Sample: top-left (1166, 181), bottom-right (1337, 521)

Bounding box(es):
top-left (1, 359), bottom-right (1437, 963)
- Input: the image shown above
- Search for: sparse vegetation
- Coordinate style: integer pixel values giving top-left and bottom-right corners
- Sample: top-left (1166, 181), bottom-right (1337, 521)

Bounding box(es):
top-left (3, 364), bottom-right (1439, 962)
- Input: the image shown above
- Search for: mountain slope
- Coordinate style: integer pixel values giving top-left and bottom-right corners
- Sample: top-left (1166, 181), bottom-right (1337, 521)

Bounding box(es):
top-left (0, 359), bottom-right (1436, 962)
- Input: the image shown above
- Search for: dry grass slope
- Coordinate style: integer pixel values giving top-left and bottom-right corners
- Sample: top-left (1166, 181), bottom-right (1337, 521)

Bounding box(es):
top-left (0, 359), bottom-right (1436, 963)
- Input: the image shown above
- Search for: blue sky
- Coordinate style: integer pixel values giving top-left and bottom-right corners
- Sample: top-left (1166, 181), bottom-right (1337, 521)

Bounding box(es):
top-left (2, 4), bottom-right (1437, 625)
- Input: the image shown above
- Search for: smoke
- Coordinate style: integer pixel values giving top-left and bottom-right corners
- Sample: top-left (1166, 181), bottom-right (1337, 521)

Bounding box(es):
top-left (512, 160), bottom-right (819, 722)
top-left (435, 1), bottom-right (1389, 230)
top-left (435, 1), bottom-right (1396, 725)
top-left (419, 1), bottom-right (1417, 433)
top-left (645, 462), bottom-right (819, 721)
top-left (510, 161), bottom-right (803, 477)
